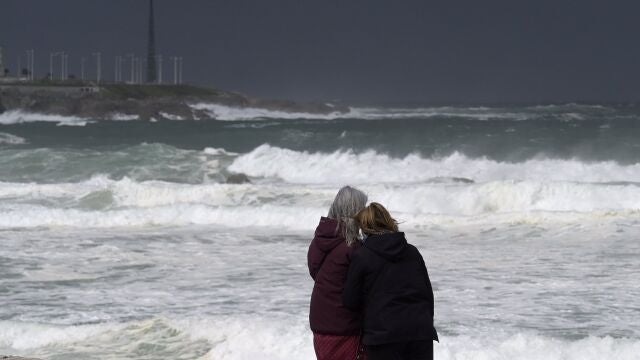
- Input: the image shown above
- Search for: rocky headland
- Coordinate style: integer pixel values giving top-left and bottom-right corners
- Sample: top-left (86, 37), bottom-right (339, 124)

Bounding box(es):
top-left (0, 81), bottom-right (348, 121)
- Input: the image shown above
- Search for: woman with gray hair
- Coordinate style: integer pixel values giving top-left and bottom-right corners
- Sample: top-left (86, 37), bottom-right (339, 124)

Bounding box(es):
top-left (308, 186), bottom-right (368, 360)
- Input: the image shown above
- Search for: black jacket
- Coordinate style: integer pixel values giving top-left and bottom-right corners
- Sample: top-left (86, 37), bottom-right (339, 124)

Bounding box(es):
top-left (343, 232), bottom-right (438, 345)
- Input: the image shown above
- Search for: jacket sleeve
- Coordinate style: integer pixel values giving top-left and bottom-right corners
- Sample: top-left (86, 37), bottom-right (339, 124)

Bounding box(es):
top-left (342, 251), bottom-right (365, 310)
top-left (419, 253), bottom-right (435, 318)
top-left (307, 237), bottom-right (326, 280)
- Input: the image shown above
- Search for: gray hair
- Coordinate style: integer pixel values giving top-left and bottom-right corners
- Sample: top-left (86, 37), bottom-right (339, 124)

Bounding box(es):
top-left (328, 186), bottom-right (368, 246)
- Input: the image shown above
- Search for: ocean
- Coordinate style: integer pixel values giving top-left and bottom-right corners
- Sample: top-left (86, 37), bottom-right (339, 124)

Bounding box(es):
top-left (1, 103), bottom-right (639, 359)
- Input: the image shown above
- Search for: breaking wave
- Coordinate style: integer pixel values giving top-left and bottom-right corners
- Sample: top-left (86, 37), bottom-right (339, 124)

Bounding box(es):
top-left (189, 103), bottom-right (346, 121)
top-left (0, 102), bottom-right (619, 124)
top-left (189, 103), bottom-right (546, 121)
top-left (108, 113), bottom-right (139, 121)
top-left (1, 318), bottom-right (638, 360)
top-left (1, 174), bottom-right (640, 230)
top-left (0, 110), bottom-right (90, 126)
top-left (2, 144), bottom-right (640, 229)
top-left (0, 132), bottom-right (27, 145)
top-left (229, 144), bottom-right (640, 184)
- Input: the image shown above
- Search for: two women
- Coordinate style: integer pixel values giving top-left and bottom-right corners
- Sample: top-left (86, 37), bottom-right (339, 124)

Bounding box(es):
top-left (308, 187), bottom-right (437, 360)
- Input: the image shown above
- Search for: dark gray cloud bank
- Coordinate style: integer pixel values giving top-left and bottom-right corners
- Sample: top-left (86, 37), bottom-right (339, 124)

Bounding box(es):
top-left (1, 0), bottom-right (639, 104)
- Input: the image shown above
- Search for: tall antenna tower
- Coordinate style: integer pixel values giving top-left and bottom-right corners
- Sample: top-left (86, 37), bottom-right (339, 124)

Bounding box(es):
top-left (146, 0), bottom-right (158, 83)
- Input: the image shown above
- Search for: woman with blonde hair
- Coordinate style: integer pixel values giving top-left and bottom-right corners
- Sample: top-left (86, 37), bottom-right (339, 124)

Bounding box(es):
top-left (344, 202), bottom-right (438, 360)
top-left (308, 186), bottom-right (368, 359)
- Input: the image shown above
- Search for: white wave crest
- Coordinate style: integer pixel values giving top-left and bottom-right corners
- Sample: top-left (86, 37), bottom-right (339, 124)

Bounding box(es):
top-left (108, 113), bottom-right (139, 121)
top-left (0, 110), bottom-right (90, 126)
top-left (0, 319), bottom-right (208, 359)
top-left (1, 176), bottom-right (640, 230)
top-left (348, 106), bottom-right (533, 120)
top-left (1, 319), bottom-right (639, 360)
top-left (190, 103), bottom-right (345, 121)
top-left (229, 144), bottom-right (640, 184)
top-left (159, 112), bottom-right (185, 120)
top-left (434, 334), bottom-right (640, 360)
top-left (0, 321), bottom-right (125, 350)
top-left (189, 103), bottom-right (542, 121)
top-left (0, 132), bottom-right (27, 145)
top-left (203, 147), bottom-right (239, 156)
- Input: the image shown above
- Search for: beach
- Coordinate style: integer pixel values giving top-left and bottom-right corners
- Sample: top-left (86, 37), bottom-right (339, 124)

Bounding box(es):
top-left (1, 104), bottom-right (639, 359)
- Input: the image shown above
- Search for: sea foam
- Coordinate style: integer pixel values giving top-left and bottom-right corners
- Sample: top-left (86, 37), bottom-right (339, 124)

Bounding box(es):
top-left (189, 103), bottom-right (346, 121)
top-left (0, 132), bottom-right (27, 145)
top-left (187, 103), bottom-right (613, 121)
top-left (0, 110), bottom-right (90, 126)
top-left (228, 144), bottom-right (640, 184)
top-left (1, 318), bottom-right (639, 360)
top-left (189, 103), bottom-right (538, 121)
top-left (1, 176), bottom-right (640, 230)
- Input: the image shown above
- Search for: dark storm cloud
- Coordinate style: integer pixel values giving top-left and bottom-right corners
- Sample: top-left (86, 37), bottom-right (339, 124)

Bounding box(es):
top-left (1, 0), bottom-right (639, 104)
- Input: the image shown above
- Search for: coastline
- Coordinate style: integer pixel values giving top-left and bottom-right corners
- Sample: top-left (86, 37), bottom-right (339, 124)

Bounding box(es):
top-left (0, 81), bottom-right (348, 121)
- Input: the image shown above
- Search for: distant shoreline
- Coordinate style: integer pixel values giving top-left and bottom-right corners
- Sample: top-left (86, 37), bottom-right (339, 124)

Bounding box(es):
top-left (0, 82), bottom-right (347, 121)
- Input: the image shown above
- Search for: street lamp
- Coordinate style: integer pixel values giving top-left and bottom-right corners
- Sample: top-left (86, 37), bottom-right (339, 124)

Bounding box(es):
top-left (92, 52), bottom-right (102, 84)
top-left (25, 50), bottom-right (34, 81)
top-left (49, 51), bottom-right (63, 81)
top-left (81, 57), bottom-right (86, 81)
top-left (157, 55), bottom-right (163, 84)
top-left (127, 53), bottom-right (135, 84)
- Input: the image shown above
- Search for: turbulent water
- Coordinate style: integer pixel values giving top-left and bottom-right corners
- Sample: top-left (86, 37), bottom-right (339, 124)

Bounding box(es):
top-left (1, 104), bottom-right (639, 359)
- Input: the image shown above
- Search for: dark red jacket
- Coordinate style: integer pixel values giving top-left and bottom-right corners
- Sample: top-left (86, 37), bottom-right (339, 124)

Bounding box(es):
top-left (308, 217), bottom-right (362, 335)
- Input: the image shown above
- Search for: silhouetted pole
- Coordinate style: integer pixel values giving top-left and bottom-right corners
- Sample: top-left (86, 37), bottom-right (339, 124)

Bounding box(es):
top-left (137, 57), bottom-right (143, 84)
top-left (127, 54), bottom-right (135, 83)
top-left (25, 51), bottom-right (30, 80)
top-left (26, 50), bottom-right (34, 80)
top-left (157, 55), bottom-right (163, 84)
top-left (146, 0), bottom-right (158, 83)
top-left (64, 53), bottom-right (69, 80)
top-left (93, 52), bottom-right (102, 84)
top-left (81, 57), bottom-right (86, 81)
top-left (172, 56), bottom-right (178, 85)
top-left (60, 52), bottom-right (64, 80)
top-left (50, 52), bottom-right (62, 80)
top-left (119, 56), bottom-right (124, 82)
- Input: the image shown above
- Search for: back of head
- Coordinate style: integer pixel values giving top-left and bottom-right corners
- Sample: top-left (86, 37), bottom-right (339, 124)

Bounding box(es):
top-left (328, 186), bottom-right (368, 246)
top-left (355, 202), bottom-right (399, 235)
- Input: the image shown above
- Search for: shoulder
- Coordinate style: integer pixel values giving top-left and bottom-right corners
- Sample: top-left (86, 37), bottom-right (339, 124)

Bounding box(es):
top-left (348, 243), bottom-right (364, 260)
top-left (348, 243), bottom-right (375, 265)
top-left (405, 243), bottom-right (426, 260)
top-left (405, 243), bottom-right (420, 254)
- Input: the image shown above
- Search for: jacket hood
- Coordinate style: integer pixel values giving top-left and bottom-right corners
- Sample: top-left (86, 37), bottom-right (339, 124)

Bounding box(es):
top-left (364, 232), bottom-right (407, 261)
top-left (314, 217), bottom-right (344, 252)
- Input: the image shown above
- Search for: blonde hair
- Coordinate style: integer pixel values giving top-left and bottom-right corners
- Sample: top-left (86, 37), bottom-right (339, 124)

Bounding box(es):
top-left (354, 202), bottom-right (399, 235)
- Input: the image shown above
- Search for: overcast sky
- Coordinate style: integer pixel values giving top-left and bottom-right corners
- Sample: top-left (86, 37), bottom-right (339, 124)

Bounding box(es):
top-left (1, 0), bottom-right (639, 104)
